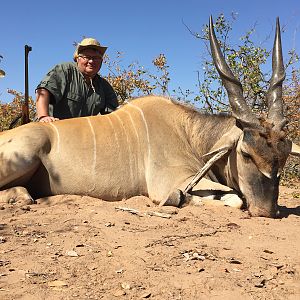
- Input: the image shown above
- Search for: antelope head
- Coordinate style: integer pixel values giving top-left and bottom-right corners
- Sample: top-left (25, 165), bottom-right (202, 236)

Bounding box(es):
top-left (209, 16), bottom-right (293, 217)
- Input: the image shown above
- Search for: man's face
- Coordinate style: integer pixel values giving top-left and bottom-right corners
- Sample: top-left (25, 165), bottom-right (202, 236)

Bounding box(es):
top-left (76, 48), bottom-right (103, 78)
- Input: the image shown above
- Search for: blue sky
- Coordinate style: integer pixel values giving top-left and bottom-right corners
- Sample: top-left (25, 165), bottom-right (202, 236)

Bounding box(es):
top-left (0, 0), bottom-right (299, 103)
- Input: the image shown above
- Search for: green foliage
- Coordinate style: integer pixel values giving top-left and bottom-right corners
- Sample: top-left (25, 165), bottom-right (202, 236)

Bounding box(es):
top-left (0, 53), bottom-right (171, 131)
top-left (1, 13), bottom-right (299, 145)
top-left (186, 13), bottom-right (299, 116)
top-left (284, 70), bottom-right (300, 142)
top-left (0, 54), bottom-right (5, 78)
top-left (0, 15), bottom-right (299, 184)
top-left (0, 89), bottom-right (35, 131)
top-left (187, 13), bottom-right (271, 113)
top-left (104, 52), bottom-right (170, 104)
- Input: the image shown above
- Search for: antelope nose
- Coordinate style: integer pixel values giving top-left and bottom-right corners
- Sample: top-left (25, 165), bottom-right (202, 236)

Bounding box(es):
top-left (248, 205), bottom-right (277, 218)
top-left (275, 209), bottom-right (281, 218)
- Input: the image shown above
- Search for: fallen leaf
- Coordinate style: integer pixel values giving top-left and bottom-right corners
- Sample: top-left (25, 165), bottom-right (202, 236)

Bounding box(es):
top-left (226, 223), bottom-right (240, 229)
top-left (116, 268), bottom-right (124, 274)
top-left (192, 252), bottom-right (205, 260)
top-left (232, 268), bottom-right (241, 272)
top-left (229, 258), bottom-right (242, 264)
top-left (114, 289), bottom-right (126, 296)
top-left (140, 291), bottom-right (151, 298)
top-left (121, 282), bottom-right (131, 290)
top-left (254, 279), bottom-right (266, 288)
top-left (105, 222), bottom-right (115, 227)
top-left (263, 249), bottom-right (274, 254)
top-left (48, 280), bottom-right (68, 287)
top-left (66, 250), bottom-right (78, 257)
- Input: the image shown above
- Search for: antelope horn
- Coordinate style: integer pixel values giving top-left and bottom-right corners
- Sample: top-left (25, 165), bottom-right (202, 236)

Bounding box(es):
top-left (209, 16), bottom-right (260, 126)
top-left (266, 17), bottom-right (286, 129)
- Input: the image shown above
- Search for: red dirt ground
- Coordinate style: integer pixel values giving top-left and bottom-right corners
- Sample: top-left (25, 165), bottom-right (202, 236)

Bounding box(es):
top-left (0, 182), bottom-right (299, 300)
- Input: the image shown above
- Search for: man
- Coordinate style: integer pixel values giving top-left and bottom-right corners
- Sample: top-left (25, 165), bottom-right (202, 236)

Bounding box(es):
top-left (36, 38), bottom-right (118, 122)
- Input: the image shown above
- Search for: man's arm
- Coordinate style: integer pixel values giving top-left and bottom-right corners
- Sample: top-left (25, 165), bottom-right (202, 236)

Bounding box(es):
top-left (101, 78), bottom-right (119, 113)
top-left (36, 88), bottom-right (59, 122)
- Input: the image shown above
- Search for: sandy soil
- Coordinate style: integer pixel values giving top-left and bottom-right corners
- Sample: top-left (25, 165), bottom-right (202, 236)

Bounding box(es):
top-left (0, 183), bottom-right (299, 300)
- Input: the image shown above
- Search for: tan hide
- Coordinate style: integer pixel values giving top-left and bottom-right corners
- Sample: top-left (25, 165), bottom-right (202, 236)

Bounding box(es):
top-left (291, 142), bottom-right (300, 157)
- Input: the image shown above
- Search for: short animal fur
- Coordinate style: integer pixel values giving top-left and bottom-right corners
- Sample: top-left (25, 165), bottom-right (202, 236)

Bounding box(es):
top-left (0, 17), bottom-right (299, 217)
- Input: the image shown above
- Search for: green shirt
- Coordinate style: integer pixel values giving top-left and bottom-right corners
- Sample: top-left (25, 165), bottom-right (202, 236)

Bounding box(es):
top-left (36, 62), bottom-right (118, 119)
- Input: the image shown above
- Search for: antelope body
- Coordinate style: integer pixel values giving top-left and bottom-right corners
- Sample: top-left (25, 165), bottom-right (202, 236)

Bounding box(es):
top-left (0, 17), bottom-right (299, 217)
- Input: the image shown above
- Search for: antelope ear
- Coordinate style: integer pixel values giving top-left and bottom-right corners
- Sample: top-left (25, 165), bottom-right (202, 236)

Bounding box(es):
top-left (290, 142), bottom-right (300, 157)
top-left (183, 147), bottom-right (230, 195)
top-left (182, 126), bottom-right (243, 195)
top-left (204, 125), bottom-right (243, 158)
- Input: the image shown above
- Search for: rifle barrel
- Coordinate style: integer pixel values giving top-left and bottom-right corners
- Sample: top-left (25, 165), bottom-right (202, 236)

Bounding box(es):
top-left (23, 45), bottom-right (32, 124)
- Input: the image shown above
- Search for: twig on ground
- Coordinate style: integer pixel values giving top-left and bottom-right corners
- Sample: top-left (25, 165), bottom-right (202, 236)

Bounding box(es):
top-left (115, 206), bottom-right (172, 219)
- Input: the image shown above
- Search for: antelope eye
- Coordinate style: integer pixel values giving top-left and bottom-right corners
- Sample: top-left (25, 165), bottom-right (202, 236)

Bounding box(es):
top-left (241, 151), bottom-right (251, 160)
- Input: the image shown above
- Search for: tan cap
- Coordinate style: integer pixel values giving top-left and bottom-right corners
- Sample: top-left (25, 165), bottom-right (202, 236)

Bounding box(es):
top-left (73, 38), bottom-right (107, 61)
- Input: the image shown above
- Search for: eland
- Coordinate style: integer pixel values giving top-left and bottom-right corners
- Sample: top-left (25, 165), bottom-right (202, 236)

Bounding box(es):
top-left (0, 17), bottom-right (299, 217)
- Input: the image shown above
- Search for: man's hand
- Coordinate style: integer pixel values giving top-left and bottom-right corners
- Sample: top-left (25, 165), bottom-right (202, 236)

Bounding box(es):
top-left (36, 89), bottom-right (59, 123)
top-left (38, 116), bottom-right (59, 123)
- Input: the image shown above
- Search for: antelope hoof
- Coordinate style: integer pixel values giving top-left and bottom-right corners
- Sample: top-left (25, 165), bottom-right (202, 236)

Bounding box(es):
top-left (159, 189), bottom-right (184, 207)
top-left (0, 187), bottom-right (35, 207)
top-left (221, 194), bottom-right (243, 208)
